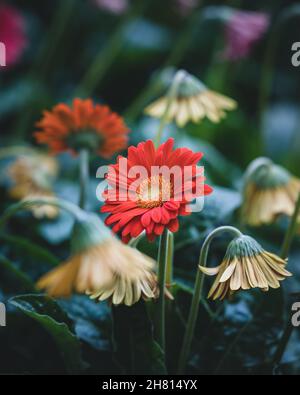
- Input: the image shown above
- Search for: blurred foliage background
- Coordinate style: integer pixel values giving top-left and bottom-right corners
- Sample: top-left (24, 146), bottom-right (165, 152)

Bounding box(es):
top-left (0, 0), bottom-right (300, 375)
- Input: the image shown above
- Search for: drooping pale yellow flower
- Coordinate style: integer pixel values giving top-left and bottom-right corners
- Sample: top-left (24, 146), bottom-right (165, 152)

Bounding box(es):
top-left (37, 213), bottom-right (158, 306)
top-left (144, 70), bottom-right (237, 127)
top-left (241, 158), bottom-right (300, 226)
top-left (7, 154), bottom-right (59, 219)
top-left (199, 235), bottom-right (291, 300)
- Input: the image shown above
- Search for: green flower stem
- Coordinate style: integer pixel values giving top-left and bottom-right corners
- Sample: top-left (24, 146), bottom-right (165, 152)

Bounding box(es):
top-left (259, 5), bottom-right (300, 131)
top-left (271, 192), bottom-right (300, 369)
top-left (74, 21), bottom-right (127, 97)
top-left (33, 0), bottom-right (76, 76)
top-left (271, 317), bottom-right (294, 371)
top-left (154, 70), bottom-right (186, 147)
top-left (124, 6), bottom-right (203, 122)
top-left (79, 149), bottom-right (90, 210)
top-left (128, 231), bottom-right (145, 248)
top-left (177, 226), bottom-right (243, 374)
top-left (75, 1), bottom-right (149, 97)
top-left (123, 78), bottom-right (164, 121)
top-left (280, 192), bottom-right (300, 259)
top-left (166, 231), bottom-right (174, 286)
top-left (155, 229), bottom-right (169, 354)
top-left (0, 198), bottom-right (84, 229)
top-left (163, 5), bottom-right (203, 69)
top-left (14, 0), bottom-right (76, 139)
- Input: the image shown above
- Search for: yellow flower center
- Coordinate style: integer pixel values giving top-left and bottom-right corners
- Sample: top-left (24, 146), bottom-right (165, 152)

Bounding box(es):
top-left (137, 175), bottom-right (173, 208)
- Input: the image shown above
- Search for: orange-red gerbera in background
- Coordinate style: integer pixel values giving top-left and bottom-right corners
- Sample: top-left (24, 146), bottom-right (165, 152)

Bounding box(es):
top-left (34, 98), bottom-right (129, 158)
top-left (102, 138), bottom-right (213, 242)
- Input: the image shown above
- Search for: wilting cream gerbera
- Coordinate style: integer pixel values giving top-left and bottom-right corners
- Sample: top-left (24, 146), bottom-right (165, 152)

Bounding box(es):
top-left (145, 70), bottom-right (237, 127)
top-left (242, 158), bottom-right (300, 226)
top-left (7, 154), bottom-right (59, 219)
top-left (199, 235), bottom-right (291, 300)
top-left (37, 213), bottom-right (157, 306)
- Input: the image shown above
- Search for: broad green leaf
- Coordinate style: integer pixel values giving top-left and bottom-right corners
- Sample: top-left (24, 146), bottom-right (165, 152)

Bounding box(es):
top-left (10, 294), bottom-right (84, 374)
top-left (0, 254), bottom-right (36, 293)
top-left (59, 295), bottom-right (111, 351)
top-left (112, 301), bottom-right (166, 374)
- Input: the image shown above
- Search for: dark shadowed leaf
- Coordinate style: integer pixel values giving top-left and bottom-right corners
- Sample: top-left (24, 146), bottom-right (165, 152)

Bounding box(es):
top-left (59, 295), bottom-right (111, 351)
top-left (112, 301), bottom-right (166, 374)
top-left (10, 294), bottom-right (84, 374)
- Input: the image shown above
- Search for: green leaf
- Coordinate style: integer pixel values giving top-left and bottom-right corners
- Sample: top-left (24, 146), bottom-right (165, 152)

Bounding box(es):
top-left (0, 234), bottom-right (59, 267)
top-left (10, 294), bottom-right (84, 374)
top-left (112, 301), bottom-right (167, 374)
top-left (0, 254), bottom-right (36, 293)
top-left (59, 295), bottom-right (111, 351)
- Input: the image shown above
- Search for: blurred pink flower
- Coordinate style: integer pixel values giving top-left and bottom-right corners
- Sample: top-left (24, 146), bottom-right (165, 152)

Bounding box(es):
top-left (222, 10), bottom-right (269, 61)
top-left (175, 0), bottom-right (199, 16)
top-left (0, 3), bottom-right (27, 67)
top-left (93, 0), bottom-right (129, 15)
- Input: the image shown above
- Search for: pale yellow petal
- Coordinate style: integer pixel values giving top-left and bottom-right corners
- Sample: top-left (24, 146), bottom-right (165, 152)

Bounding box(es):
top-left (175, 100), bottom-right (190, 127)
top-left (219, 259), bottom-right (238, 283)
top-left (199, 264), bottom-right (222, 276)
top-left (145, 97), bottom-right (167, 118)
top-left (230, 261), bottom-right (242, 291)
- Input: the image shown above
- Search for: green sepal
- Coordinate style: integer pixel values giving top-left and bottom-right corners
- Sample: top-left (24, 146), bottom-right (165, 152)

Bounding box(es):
top-left (250, 163), bottom-right (291, 189)
top-left (225, 235), bottom-right (264, 259)
top-left (177, 71), bottom-right (207, 98)
top-left (70, 213), bottom-right (112, 255)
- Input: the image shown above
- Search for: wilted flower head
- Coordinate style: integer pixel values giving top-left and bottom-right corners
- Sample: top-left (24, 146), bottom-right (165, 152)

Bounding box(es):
top-left (37, 213), bottom-right (157, 306)
top-left (242, 158), bottom-right (300, 226)
top-left (7, 154), bottom-right (59, 219)
top-left (0, 3), bottom-right (27, 67)
top-left (222, 10), bottom-right (269, 61)
top-left (145, 70), bottom-right (237, 127)
top-left (92, 0), bottom-right (129, 15)
top-left (34, 98), bottom-right (129, 158)
top-left (200, 235), bottom-right (291, 300)
top-left (102, 138), bottom-right (212, 243)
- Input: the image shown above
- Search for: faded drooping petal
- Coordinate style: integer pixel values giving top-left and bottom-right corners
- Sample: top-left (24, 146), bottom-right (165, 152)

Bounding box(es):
top-left (199, 235), bottom-right (292, 300)
top-left (145, 71), bottom-right (237, 127)
top-left (242, 159), bottom-right (300, 226)
top-left (37, 213), bottom-right (158, 306)
top-left (8, 154), bottom-right (59, 219)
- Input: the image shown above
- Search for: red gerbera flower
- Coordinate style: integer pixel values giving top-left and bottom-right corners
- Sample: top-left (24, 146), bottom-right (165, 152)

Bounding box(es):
top-left (101, 138), bottom-right (213, 242)
top-left (34, 98), bottom-right (129, 158)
